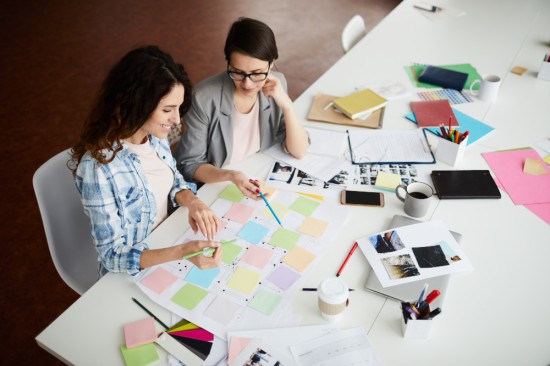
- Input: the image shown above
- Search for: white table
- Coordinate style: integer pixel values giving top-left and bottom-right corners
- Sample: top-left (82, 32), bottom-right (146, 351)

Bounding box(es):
top-left (37, 0), bottom-right (550, 365)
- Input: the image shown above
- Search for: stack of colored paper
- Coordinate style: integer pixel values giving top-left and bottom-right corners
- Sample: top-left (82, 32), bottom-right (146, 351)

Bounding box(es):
top-left (166, 318), bottom-right (214, 361)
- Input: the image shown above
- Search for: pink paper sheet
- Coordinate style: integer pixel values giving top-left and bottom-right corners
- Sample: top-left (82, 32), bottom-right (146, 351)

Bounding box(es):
top-left (482, 149), bottom-right (550, 205)
top-left (525, 203), bottom-right (550, 225)
top-left (169, 328), bottom-right (214, 342)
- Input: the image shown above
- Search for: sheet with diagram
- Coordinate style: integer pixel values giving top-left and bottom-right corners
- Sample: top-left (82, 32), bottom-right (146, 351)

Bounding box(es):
top-left (135, 185), bottom-right (349, 339)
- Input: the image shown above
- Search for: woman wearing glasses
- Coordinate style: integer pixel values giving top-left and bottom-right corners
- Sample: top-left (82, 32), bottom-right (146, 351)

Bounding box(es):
top-left (175, 17), bottom-right (309, 198)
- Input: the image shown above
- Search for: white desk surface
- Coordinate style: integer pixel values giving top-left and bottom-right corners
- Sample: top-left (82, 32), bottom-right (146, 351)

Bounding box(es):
top-left (37, 0), bottom-right (550, 365)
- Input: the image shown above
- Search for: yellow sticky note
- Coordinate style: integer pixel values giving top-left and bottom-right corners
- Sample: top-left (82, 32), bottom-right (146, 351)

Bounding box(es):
top-left (283, 246), bottom-right (316, 272)
top-left (543, 155), bottom-right (550, 165)
top-left (524, 157), bottom-right (548, 175)
top-left (374, 171), bottom-right (402, 191)
top-left (227, 266), bottom-right (261, 295)
top-left (298, 216), bottom-right (329, 238)
top-left (297, 192), bottom-right (325, 201)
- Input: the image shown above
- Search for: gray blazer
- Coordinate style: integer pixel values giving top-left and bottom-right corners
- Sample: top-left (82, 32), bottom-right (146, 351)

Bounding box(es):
top-left (175, 71), bottom-right (288, 182)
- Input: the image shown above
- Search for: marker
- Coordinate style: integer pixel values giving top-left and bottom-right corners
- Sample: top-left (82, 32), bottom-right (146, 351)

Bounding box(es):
top-left (418, 289), bottom-right (441, 311)
top-left (336, 242), bottom-right (358, 277)
top-left (302, 288), bottom-right (354, 291)
top-left (182, 239), bottom-right (236, 260)
top-left (257, 189), bottom-right (283, 227)
top-left (422, 307), bottom-right (442, 320)
top-left (459, 130), bottom-right (469, 143)
top-left (132, 297), bottom-right (169, 329)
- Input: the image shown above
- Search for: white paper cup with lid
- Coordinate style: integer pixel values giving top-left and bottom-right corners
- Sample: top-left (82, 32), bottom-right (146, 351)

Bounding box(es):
top-left (317, 277), bottom-right (350, 321)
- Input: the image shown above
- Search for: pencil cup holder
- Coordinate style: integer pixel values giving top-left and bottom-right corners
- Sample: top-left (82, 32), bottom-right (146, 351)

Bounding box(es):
top-left (537, 61), bottom-right (550, 81)
top-left (401, 302), bottom-right (433, 339)
top-left (435, 135), bottom-right (468, 167)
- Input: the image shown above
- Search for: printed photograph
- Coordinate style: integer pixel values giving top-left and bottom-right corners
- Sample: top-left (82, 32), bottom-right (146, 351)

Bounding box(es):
top-left (369, 230), bottom-right (405, 253)
top-left (381, 254), bottom-right (420, 280)
top-left (242, 347), bottom-right (283, 366)
top-left (268, 162), bottom-right (295, 183)
top-left (412, 241), bottom-right (461, 268)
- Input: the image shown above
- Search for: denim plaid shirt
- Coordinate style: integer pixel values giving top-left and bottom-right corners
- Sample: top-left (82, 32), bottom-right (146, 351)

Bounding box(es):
top-left (75, 136), bottom-right (194, 277)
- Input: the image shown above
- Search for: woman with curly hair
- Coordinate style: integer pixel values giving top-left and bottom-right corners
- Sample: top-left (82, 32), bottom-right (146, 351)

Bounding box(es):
top-left (71, 46), bottom-right (221, 277)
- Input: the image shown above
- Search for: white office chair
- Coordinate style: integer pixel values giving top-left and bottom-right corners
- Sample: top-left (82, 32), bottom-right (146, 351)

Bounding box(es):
top-left (33, 149), bottom-right (98, 295)
top-left (341, 15), bottom-right (367, 53)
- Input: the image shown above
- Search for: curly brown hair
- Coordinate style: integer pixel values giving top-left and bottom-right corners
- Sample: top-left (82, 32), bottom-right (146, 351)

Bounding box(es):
top-left (70, 45), bottom-right (192, 175)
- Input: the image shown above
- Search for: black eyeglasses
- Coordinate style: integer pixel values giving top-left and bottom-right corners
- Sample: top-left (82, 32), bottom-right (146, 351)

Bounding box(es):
top-left (226, 68), bottom-right (269, 82)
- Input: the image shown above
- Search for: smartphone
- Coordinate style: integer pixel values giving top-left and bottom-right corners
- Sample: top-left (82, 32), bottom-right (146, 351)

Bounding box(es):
top-left (341, 190), bottom-right (384, 207)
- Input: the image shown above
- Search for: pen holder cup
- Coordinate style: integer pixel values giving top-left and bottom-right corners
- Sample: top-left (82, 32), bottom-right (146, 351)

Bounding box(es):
top-left (537, 61), bottom-right (550, 81)
top-left (401, 302), bottom-right (433, 339)
top-left (435, 135), bottom-right (468, 167)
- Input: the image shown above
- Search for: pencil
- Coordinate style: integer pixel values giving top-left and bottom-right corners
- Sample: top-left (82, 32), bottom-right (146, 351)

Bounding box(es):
top-left (182, 239), bottom-right (236, 260)
top-left (336, 242), bottom-right (358, 277)
top-left (258, 190), bottom-right (283, 227)
top-left (132, 297), bottom-right (169, 329)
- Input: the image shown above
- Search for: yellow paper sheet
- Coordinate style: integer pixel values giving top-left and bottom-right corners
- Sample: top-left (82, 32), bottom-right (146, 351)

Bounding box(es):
top-left (283, 246), bottom-right (316, 272)
top-left (524, 157), bottom-right (548, 175)
top-left (298, 216), bottom-right (329, 238)
top-left (227, 266), bottom-right (261, 295)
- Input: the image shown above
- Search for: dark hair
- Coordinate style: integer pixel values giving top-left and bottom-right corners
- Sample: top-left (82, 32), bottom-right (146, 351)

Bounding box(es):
top-left (224, 17), bottom-right (279, 64)
top-left (70, 45), bottom-right (192, 173)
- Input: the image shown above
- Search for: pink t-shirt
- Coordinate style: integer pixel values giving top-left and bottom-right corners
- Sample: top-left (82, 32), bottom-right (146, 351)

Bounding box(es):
top-left (229, 100), bottom-right (261, 165)
top-left (125, 140), bottom-right (173, 230)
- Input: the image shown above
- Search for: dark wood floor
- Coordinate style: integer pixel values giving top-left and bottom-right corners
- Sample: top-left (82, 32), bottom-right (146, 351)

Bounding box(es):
top-left (0, 1), bottom-right (400, 364)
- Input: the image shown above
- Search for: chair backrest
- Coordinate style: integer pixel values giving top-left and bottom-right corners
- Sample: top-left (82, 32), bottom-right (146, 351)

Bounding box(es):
top-left (341, 15), bottom-right (367, 53)
top-left (33, 149), bottom-right (98, 295)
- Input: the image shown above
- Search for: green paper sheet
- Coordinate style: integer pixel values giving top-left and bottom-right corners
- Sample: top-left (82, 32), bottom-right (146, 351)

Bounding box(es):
top-left (221, 242), bottom-right (242, 264)
top-left (248, 289), bottom-right (283, 315)
top-left (219, 184), bottom-right (244, 202)
top-left (405, 63), bottom-right (481, 90)
top-left (289, 196), bottom-right (320, 216)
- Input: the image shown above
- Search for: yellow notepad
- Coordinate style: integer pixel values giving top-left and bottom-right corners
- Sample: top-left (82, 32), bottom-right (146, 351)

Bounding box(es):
top-left (332, 89), bottom-right (388, 120)
top-left (374, 171), bottom-right (402, 191)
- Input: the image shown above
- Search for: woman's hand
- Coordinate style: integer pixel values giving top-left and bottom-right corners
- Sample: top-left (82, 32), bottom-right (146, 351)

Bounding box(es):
top-left (179, 240), bottom-right (222, 269)
top-left (262, 74), bottom-right (292, 110)
top-left (229, 170), bottom-right (261, 200)
top-left (187, 197), bottom-right (220, 240)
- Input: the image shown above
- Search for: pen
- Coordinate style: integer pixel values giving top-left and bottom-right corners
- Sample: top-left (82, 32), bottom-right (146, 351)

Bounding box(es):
top-left (132, 297), bottom-right (169, 329)
top-left (416, 283), bottom-right (429, 306)
top-left (182, 239), bottom-right (236, 260)
top-left (336, 242), bottom-right (358, 277)
top-left (302, 288), bottom-right (355, 291)
top-left (256, 189), bottom-right (283, 227)
top-left (346, 130), bottom-right (355, 163)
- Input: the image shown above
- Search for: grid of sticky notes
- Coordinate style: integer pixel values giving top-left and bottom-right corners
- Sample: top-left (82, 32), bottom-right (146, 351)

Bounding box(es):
top-left (139, 186), bottom-right (330, 327)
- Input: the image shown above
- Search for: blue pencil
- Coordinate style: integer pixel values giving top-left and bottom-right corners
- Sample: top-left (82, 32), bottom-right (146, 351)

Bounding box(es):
top-left (258, 191), bottom-right (283, 227)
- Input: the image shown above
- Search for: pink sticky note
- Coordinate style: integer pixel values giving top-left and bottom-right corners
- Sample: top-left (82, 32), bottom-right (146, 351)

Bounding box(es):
top-left (241, 245), bottom-right (274, 269)
top-left (223, 203), bottom-right (255, 224)
top-left (124, 317), bottom-right (157, 348)
top-left (140, 267), bottom-right (178, 294)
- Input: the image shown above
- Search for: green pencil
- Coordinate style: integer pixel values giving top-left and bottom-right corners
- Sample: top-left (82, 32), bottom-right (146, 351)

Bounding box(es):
top-left (182, 239), bottom-right (236, 260)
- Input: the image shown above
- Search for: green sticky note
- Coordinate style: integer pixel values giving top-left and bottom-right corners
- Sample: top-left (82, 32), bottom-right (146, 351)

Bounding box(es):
top-left (269, 228), bottom-right (300, 250)
top-left (120, 343), bottom-right (159, 366)
top-left (248, 289), bottom-right (283, 315)
top-left (171, 283), bottom-right (208, 310)
top-left (221, 242), bottom-right (242, 264)
top-left (289, 196), bottom-right (320, 216)
top-left (219, 184), bottom-right (245, 202)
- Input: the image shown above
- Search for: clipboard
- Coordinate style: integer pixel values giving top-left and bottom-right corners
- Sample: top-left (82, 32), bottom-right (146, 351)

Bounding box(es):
top-left (346, 128), bottom-right (436, 165)
top-left (307, 92), bottom-right (385, 129)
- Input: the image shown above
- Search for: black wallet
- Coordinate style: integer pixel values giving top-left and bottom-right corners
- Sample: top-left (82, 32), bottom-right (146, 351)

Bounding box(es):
top-left (418, 65), bottom-right (469, 91)
top-left (431, 170), bottom-right (501, 199)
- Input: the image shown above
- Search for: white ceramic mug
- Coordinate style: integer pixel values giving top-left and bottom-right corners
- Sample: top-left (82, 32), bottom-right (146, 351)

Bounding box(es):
top-left (469, 74), bottom-right (501, 102)
top-left (395, 182), bottom-right (434, 218)
top-left (318, 277), bottom-right (349, 321)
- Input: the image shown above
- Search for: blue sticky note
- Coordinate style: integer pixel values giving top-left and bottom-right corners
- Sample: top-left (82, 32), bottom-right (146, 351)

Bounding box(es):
top-left (238, 221), bottom-right (270, 244)
top-left (185, 266), bottom-right (220, 289)
top-left (406, 108), bottom-right (494, 145)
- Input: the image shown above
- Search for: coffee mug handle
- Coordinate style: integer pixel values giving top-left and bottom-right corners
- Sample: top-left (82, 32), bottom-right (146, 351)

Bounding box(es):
top-left (470, 79), bottom-right (480, 96)
top-left (395, 184), bottom-right (407, 202)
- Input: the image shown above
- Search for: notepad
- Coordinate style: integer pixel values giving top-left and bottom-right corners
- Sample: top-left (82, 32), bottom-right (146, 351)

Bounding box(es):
top-left (410, 100), bottom-right (458, 127)
top-left (418, 65), bottom-right (469, 90)
top-left (123, 317), bottom-right (158, 348)
top-left (332, 89), bottom-right (388, 119)
top-left (374, 171), bottom-right (402, 191)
